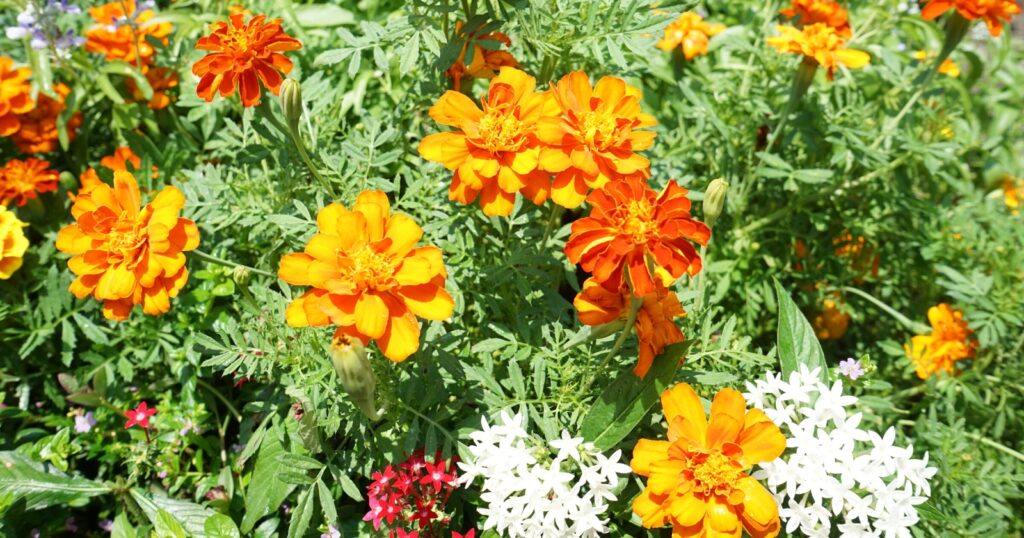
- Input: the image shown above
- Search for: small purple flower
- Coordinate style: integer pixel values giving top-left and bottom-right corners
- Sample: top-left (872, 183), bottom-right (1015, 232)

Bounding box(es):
top-left (179, 418), bottom-right (199, 436)
top-left (98, 519), bottom-right (114, 532)
top-left (158, 470), bottom-right (168, 479)
top-left (280, 503), bottom-right (291, 515)
top-left (30, 530), bottom-right (40, 538)
top-left (321, 525), bottom-right (341, 538)
top-left (75, 411), bottom-right (97, 433)
top-left (65, 517), bottom-right (79, 533)
top-left (839, 358), bottom-right (865, 381)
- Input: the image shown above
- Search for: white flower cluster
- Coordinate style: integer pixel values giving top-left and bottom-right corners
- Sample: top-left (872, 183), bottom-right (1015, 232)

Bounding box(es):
top-left (459, 411), bottom-right (631, 538)
top-left (744, 366), bottom-right (938, 538)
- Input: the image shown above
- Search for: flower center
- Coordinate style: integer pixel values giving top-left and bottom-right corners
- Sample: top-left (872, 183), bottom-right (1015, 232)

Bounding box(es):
top-left (105, 214), bottom-right (145, 263)
top-left (221, 27), bottom-right (255, 56)
top-left (577, 110), bottom-right (619, 150)
top-left (686, 450), bottom-right (743, 497)
top-left (136, 411), bottom-right (147, 421)
top-left (343, 245), bottom-right (396, 291)
top-left (620, 199), bottom-right (656, 243)
top-left (476, 107), bottom-right (527, 153)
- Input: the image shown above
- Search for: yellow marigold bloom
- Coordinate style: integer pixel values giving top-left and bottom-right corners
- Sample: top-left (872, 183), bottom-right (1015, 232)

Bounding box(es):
top-left (921, 0), bottom-right (1021, 37)
top-left (445, 21), bottom-right (520, 92)
top-left (1003, 177), bottom-right (1022, 214)
top-left (812, 297), bottom-right (849, 340)
top-left (56, 171), bottom-right (200, 321)
top-left (905, 303), bottom-right (977, 379)
top-left (632, 383), bottom-right (786, 538)
top-left (11, 83), bottom-right (82, 154)
top-left (418, 67), bottom-right (559, 217)
top-left (0, 206), bottom-right (29, 280)
top-left (537, 71), bottom-right (657, 209)
top-left (913, 51), bottom-right (960, 77)
top-left (780, 0), bottom-right (851, 36)
top-left (126, 65), bottom-right (180, 109)
top-left (85, 0), bottom-right (172, 64)
top-left (656, 12), bottom-right (726, 60)
top-left (278, 191), bottom-right (454, 362)
top-left (767, 23), bottom-right (870, 80)
top-left (574, 276), bottom-right (685, 378)
top-left (0, 57), bottom-right (34, 137)
top-left (0, 158), bottom-right (59, 207)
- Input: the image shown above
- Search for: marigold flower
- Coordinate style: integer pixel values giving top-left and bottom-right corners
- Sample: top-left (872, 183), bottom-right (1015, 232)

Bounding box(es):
top-left (834, 232), bottom-right (880, 278)
top-left (0, 206), bottom-right (29, 280)
top-left (780, 0), bottom-right (851, 36)
top-left (446, 21), bottom-right (520, 92)
top-left (418, 67), bottom-right (558, 217)
top-left (126, 65), bottom-right (179, 109)
top-left (74, 147), bottom-right (152, 200)
top-left (56, 170), bottom-right (200, 321)
top-left (1003, 177), bottom-right (1023, 214)
top-left (904, 303), bottom-right (977, 379)
top-left (124, 401), bottom-right (157, 429)
top-left (632, 383), bottom-right (786, 538)
top-left (0, 158), bottom-right (59, 207)
top-left (536, 71), bottom-right (657, 208)
top-left (84, 0), bottom-right (172, 64)
top-left (812, 296), bottom-right (849, 340)
top-left (913, 51), bottom-right (960, 77)
top-left (921, 0), bottom-right (1021, 37)
top-left (192, 14), bottom-right (302, 107)
top-left (10, 83), bottom-right (82, 154)
top-left (574, 276), bottom-right (685, 378)
top-left (278, 191), bottom-right (454, 362)
top-left (656, 12), bottom-right (726, 60)
top-left (565, 176), bottom-right (710, 297)
top-left (0, 57), bottom-right (34, 137)
top-left (767, 23), bottom-right (870, 80)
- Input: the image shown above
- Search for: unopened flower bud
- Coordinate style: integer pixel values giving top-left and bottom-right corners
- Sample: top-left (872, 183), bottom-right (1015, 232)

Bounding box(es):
top-left (702, 178), bottom-right (729, 225)
top-left (329, 334), bottom-right (380, 421)
top-left (279, 79), bottom-right (303, 131)
top-left (232, 266), bottom-right (251, 286)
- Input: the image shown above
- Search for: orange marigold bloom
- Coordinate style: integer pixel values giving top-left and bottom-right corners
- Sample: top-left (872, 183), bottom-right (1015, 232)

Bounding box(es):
top-left (418, 67), bottom-right (558, 217)
top-left (278, 191), bottom-right (455, 362)
top-left (56, 171), bottom-right (200, 321)
top-left (1003, 177), bottom-right (1022, 215)
top-left (536, 71), bottom-right (657, 209)
top-left (11, 83), bottom-right (82, 154)
top-left (812, 296), bottom-right (849, 340)
top-left (780, 0), bottom-right (851, 37)
top-left (0, 57), bottom-right (34, 137)
top-left (85, 0), bottom-right (172, 64)
top-left (445, 21), bottom-right (520, 92)
top-left (632, 383), bottom-right (786, 538)
top-left (913, 51), bottom-right (960, 77)
top-left (656, 12), bottom-right (726, 60)
top-left (127, 66), bottom-right (180, 109)
top-left (905, 303), bottom-right (977, 379)
top-left (575, 276), bottom-right (685, 378)
top-left (767, 23), bottom-right (870, 80)
top-left (565, 176), bottom-right (710, 297)
top-left (834, 232), bottom-right (880, 278)
top-left (74, 147), bottom-right (153, 201)
top-left (0, 158), bottom-right (59, 207)
top-left (192, 14), bottom-right (302, 108)
top-left (0, 205), bottom-right (30, 280)
top-left (921, 0), bottom-right (1021, 37)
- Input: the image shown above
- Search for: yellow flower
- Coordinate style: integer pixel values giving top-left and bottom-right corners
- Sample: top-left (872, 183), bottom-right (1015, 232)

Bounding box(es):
top-left (913, 51), bottom-right (960, 77)
top-left (904, 303), bottom-right (977, 379)
top-left (0, 205), bottom-right (29, 280)
top-left (1002, 177), bottom-right (1022, 214)
top-left (813, 296), bottom-right (849, 340)
top-left (656, 12), bottom-right (726, 60)
top-left (767, 23), bottom-right (870, 80)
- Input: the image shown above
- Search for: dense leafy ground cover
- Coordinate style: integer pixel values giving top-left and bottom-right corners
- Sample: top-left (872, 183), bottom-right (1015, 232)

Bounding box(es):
top-left (1, 0), bottom-right (1023, 536)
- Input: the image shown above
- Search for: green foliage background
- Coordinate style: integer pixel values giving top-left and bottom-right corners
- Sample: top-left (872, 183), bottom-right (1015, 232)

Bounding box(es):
top-left (1, 0), bottom-right (1022, 536)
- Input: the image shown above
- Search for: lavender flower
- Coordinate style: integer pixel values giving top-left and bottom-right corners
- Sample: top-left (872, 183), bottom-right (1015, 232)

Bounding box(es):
top-left (74, 411), bottom-right (97, 433)
top-left (98, 520), bottom-right (114, 532)
top-left (320, 525), bottom-right (341, 538)
top-left (6, 0), bottom-right (85, 56)
top-left (839, 357), bottom-right (866, 380)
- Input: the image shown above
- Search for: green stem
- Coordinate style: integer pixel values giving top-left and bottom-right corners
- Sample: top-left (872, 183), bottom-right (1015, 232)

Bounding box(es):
top-left (580, 295), bottom-right (643, 395)
top-left (841, 286), bottom-right (930, 334)
top-left (396, 400), bottom-right (466, 450)
top-left (539, 205), bottom-right (565, 249)
top-left (764, 58), bottom-right (816, 154)
top-left (288, 126), bottom-right (335, 197)
top-left (694, 244), bottom-right (709, 312)
top-left (197, 378), bottom-right (243, 422)
top-left (191, 249), bottom-right (276, 279)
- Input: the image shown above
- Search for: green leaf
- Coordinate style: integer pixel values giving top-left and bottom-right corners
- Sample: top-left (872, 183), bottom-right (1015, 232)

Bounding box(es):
top-left (0, 451), bottom-right (110, 510)
top-left (579, 342), bottom-right (689, 451)
top-left (286, 487), bottom-right (314, 538)
top-left (153, 509), bottom-right (188, 538)
top-left (111, 513), bottom-right (138, 538)
top-left (240, 426), bottom-right (298, 533)
top-left (773, 279), bottom-right (829, 383)
top-left (294, 4), bottom-right (354, 27)
top-left (129, 488), bottom-right (217, 537)
top-left (203, 514), bottom-right (241, 538)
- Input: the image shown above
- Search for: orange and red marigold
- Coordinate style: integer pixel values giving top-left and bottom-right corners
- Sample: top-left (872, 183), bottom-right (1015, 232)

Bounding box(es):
top-left (905, 303), bottom-right (977, 379)
top-left (10, 83), bottom-right (82, 154)
top-left (575, 275), bottom-right (685, 378)
top-left (193, 14), bottom-right (302, 107)
top-left (84, 0), bottom-right (172, 64)
top-left (767, 23), bottom-right (870, 80)
top-left (921, 0), bottom-right (1021, 37)
top-left (418, 67), bottom-right (558, 217)
top-left (445, 21), bottom-right (520, 92)
top-left (656, 12), bottom-right (726, 60)
top-left (537, 71), bottom-right (657, 208)
top-left (278, 191), bottom-right (454, 362)
top-left (0, 57), bottom-right (33, 137)
top-left (780, 0), bottom-right (852, 37)
top-left (565, 176), bottom-right (710, 298)
top-left (56, 170), bottom-right (200, 321)
top-left (0, 158), bottom-right (59, 207)
top-left (632, 383), bottom-right (786, 538)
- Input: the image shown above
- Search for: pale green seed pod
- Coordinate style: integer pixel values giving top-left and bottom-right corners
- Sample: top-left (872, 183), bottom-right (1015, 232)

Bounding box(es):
top-left (702, 178), bottom-right (729, 225)
top-left (279, 79), bottom-right (303, 131)
top-left (329, 335), bottom-right (380, 421)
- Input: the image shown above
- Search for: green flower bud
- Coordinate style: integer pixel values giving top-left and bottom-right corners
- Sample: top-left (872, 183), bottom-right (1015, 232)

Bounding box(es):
top-left (702, 178), bottom-right (729, 225)
top-left (279, 79), bottom-right (303, 131)
top-left (231, 266), bottom-right (251, 286)
top-left (329, 335), bottom-right (380, 421)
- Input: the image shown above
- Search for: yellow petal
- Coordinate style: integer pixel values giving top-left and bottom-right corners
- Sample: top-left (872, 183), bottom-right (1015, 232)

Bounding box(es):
top-left (631, 438), bottom-right (671, 476)
top-left (661, 383), bottom-right (707, 446)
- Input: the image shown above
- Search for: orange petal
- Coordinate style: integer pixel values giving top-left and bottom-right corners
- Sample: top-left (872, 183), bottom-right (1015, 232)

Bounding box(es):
top-left (660, 383), bottom-right (707, 446)
top-left (735, 476), bottom-right (781, 538)
top-left (377, 307), bottom-right (421, 362)
top-left (354, 292), bottom-right (389, 339)
top-left (707, 388), bottom-right (746, 449)
top-left (630, 438), bottom-right (671, 476)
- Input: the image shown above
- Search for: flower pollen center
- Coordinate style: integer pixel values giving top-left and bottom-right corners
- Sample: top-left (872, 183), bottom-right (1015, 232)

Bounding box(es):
top-left (344, 245), bottom-right (396, 291)
top-left (619, 199), bottom-right (656, 243)
top-left (476, 106), bottom-right (526, 153)
top-left (577, 109), bottom-right (619, 150)
top-left (106, 214), bottom-right (145, 263)
top-left (686, 450), bottom-right (743, 497)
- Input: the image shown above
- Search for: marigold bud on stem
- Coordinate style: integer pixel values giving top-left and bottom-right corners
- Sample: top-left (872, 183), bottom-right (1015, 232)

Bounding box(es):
top-left (703, 178), bottom-right (729, 225)
top-left (329, 334), bottom-right (380, 421)
top-left (279, 79), bottom-right (303, 131)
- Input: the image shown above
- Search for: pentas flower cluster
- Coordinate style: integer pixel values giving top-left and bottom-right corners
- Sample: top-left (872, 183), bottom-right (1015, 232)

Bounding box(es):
top-left (5, 0), bottom-right (85, 57)
top-left (745, 366), bottom-right (937, 537)
top-left (459, 412), bottom-right (631, 538)
top-left (363, 449), bottom-right (468, 538)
